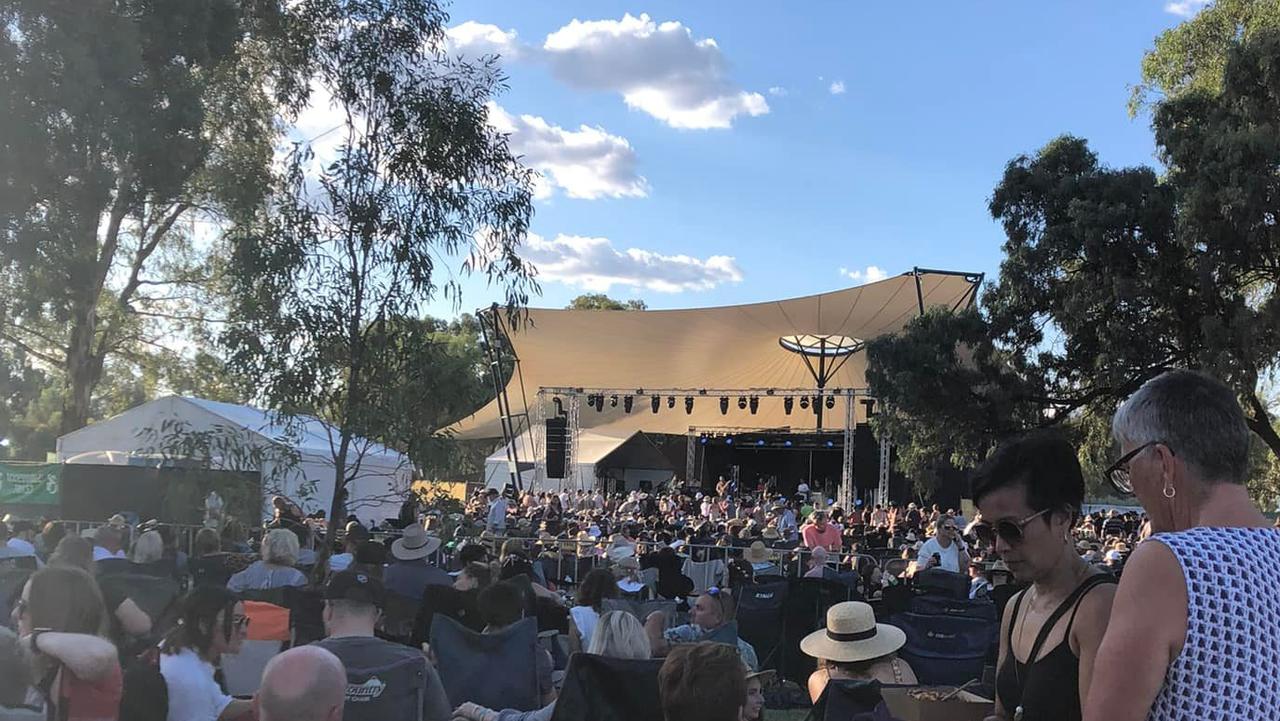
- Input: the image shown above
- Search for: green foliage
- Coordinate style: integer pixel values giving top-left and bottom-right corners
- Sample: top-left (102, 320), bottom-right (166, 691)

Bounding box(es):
top-left (869, 32), bottom-right (1280, 502)
top-left (221, 0), bottom-right (537, 523)
top-left (0, 0), bottom-right (307, 433)
top-left (566, 294), bottom-right (648, 311)
top-left (1131, 0), bottom-right (1280, 114)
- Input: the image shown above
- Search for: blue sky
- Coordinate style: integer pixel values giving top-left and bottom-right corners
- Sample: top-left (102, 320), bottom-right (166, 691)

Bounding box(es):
top-left (419, 1), bottom-right (1199, 318)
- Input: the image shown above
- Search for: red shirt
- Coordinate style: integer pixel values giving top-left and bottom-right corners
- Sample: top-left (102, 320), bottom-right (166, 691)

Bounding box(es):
top-left (57, 663), bottom-right (122, 721)
top-left (801, 524), bottom-right (842, 551)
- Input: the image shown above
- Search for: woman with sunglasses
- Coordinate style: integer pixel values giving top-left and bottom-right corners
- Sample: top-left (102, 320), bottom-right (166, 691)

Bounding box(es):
top-left (1083, 371), bottom-right (1279, 721)
top-left (973, 431), bottom-right (1116, 721)
top-left (13, 566), bottom-right (122, 721)
top-left (159, 587), bottom-right (251, 721)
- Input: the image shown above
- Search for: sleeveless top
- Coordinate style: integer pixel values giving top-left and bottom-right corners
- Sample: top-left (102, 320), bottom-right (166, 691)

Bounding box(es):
top-left (996, 573), bottom-right (1116, 721)
top-left (1147, 527), bottom-right (1280, 721)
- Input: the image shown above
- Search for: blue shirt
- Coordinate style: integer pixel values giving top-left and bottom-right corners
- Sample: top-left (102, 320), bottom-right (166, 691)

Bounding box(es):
top-left (383, 559), bottom-right (453, 600)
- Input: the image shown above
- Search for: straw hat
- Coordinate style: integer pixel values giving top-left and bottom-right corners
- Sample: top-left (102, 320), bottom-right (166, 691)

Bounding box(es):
top-left (391, 524), bottom-right (441, 561)
top-left (800, 601), bottom-right (906, 663)
top-left (746, 669), bottom-right (776, 685)
top-left (762, 527), bottom-right (781, 541)
top-left (743, 541), bottom-right (773, 564)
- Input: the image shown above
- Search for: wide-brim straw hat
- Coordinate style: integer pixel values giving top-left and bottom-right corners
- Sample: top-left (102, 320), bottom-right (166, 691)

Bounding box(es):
top-left (746, 669), bottom-right (776, 685)
top-left (744, 541), bottom-right (773, 564)
top-left (801, 601), bottom-right (906, 664)
top-left (391, 524), bottom-right (441, 561)
top-left (762, 527), bottom-right (781, 540)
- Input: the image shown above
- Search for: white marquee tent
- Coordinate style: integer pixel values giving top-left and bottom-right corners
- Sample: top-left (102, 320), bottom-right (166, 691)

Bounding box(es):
top-left (56, 396), bottom-right (412, 521)
top-left (483, 429), bottom-right (675, 492)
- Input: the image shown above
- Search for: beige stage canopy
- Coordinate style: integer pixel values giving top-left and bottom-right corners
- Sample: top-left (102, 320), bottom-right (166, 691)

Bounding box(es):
top-left (448, 270), bottom-right (979, 440)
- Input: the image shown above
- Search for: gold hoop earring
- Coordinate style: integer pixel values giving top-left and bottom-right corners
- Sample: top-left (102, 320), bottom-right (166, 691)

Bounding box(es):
top-left (1163, 482), bottom-right (1176, 499)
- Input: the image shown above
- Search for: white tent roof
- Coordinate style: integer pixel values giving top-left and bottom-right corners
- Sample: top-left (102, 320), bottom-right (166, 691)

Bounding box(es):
top-left (57, 395), bottom-right (407, 469)
top-left (484, 429), bottom-right (635, 467)
top-left (450, 271), bottom-right (980, 440)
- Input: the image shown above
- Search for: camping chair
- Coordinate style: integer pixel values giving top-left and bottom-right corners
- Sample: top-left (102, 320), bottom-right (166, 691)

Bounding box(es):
top-left (807, 679), bottom-right (894, 721)
top-left (222, 600), bottom-right (291, 696)
top-left (909, 595), bottom-right (998, 622)
top-left (602, 598), bottom-right (677, 631)
top-left (736, 580), bottom-right (788, 672)
top-left (911, 568), bottom-right (970, 600)
top-left (889, 611), bottom-right (995, 686)
top-left (380, 590), bottom-right (420, 644)
top-left (683, 559), bottom-right (723, 595)
top-left (550, 654), bottom-right (664, 721)
top-left (430, 615), bottom-right (541, 711)
top-left (780, 578), bottom-right (850, 685)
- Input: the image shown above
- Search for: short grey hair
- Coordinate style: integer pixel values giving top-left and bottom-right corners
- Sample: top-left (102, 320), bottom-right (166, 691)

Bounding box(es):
top-left (131, 530), bottom-right (164, 564)
top-left (587, 610), bottom-right (652, 660)
top-left (1112, 369), bottom-right (1250, 485)
top-left (261, 528), bottom-right (300, 566)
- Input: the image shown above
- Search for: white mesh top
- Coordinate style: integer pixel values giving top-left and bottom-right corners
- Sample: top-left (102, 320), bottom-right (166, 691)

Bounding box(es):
top-left (1147, 526), bottom-right (1280, 721)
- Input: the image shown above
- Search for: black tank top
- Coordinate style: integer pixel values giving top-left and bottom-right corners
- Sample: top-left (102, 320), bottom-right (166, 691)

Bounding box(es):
top-left (995, 573), bottom-right (1115, 721)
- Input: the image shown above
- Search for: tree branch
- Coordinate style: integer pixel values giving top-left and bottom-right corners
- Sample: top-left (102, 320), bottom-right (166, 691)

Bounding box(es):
top-left (0, 328), bottom-right (65, 366)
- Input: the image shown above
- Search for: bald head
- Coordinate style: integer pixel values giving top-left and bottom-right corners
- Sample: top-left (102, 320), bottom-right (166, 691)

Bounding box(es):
top-left (256, 646), bottom-right (347, 721)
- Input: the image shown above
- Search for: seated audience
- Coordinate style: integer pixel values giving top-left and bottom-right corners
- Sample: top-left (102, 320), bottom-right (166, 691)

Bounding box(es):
top-left (383, 525), bottom-right (450, 600)
top-left (314, 571), bottom-right (450, 721)
top-left (743, 669), bottom-right (771, 721)
top-left (327, 522), bottom-right (369, 574)
top-left (254, 646), bottom-right (346, 721)
top-left (92, 525), bottom-right (126, 562)
top-left (226, 529), bottom-right (307, 592)
top-left (802, 601), bottom-right (917, 701)
top-left (159, 587), bottom-right (252, 721)
top-left (0, 627), bottom-right (42, 719)
top-left (568, 569), bottom-right (619, 652)
top-left (646, 589), bottom-right (759, 671)
top-left (477, 582), bottom-right (556, 707)
top-left (658, 642), bottom-right (747, 721)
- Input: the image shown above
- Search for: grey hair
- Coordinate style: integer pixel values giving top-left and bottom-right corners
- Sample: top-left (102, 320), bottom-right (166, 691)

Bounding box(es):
top-left (131, 530), bottom-right (165, 564)
top-left (262, 528), bottom-right (300, 566)
top-left (1112, 370), bottom-right (1250, 485)
top-left (587, 610), bottom-right (652, 660)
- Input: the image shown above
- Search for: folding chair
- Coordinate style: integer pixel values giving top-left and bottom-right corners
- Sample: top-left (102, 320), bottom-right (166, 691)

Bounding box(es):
top-left (222, 600), bottom-right (291, 696)
top-left (889, 611), bottom-right (994, 686)
top-left (736, 580), bottom-right (788, 672)
top-left (430, 615), bottom-right (541, 711)
top-left (550, 654), bottom-right (664, 721)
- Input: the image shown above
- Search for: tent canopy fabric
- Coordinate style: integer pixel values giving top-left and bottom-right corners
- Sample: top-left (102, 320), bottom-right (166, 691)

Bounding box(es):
top-left (56, 396), bottom-right (411, 520)
top-left (450, 271), bottom-right (978, 440)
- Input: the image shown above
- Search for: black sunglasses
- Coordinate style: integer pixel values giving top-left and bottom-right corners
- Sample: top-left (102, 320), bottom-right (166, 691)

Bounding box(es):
top-left (1103, 441), bottom-right (1173, 497)
top-left (971, 509), bottom-right (1050, 546)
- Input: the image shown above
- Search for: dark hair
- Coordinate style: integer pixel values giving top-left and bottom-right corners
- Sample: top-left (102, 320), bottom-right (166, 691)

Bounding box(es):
top-left (971, 431), bottom-right (1084, 519)
top-left (163, 586), bottom-right (239, 655)
top-left (40, 522), bottom-right (66, 550)
top-left (458, 543), bottom-right (490, 566)
top-left (659, 642), bottom-right (747, 721)
top-left (461, 561), bottom-right (492, 589)
top-left (48, 535), bottom-right (94, 573)
top-left (478, 580), bottom-right (525, 628)
top-left (26, 566), bottom-right (107, 636)
top-left (576, 569), bottom-right (619, 611)
top-left (194, 528), bottom-right (221, 556)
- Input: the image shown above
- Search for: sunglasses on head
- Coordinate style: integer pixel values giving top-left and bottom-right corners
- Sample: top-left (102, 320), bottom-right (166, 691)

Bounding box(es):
top-left (971, 508), bottom-right (1050, 546)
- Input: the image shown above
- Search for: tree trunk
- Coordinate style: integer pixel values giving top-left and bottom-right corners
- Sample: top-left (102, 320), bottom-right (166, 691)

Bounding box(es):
top-left (59, 299), bottom-right (105, 435)
top-left (1245, 391), bottom-right (1280, 462)
top-left (328, 431), bottom-right (353, 535)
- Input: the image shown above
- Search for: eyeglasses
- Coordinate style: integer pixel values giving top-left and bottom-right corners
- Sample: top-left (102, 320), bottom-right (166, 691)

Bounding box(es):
top-left (942, 525), bottom-right (957, 532)
top-left (232, 615), bottom-right (251, 629)
top-left (1103, 442), bottom-right (1173, 497)
top-left (971, 509), bottom-right (1050, 547)
top-left (14, 599), bottom-right (27, 617)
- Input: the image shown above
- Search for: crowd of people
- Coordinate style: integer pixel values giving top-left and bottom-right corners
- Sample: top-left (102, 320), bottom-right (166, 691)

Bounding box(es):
top-left (0, 369), bottom-right (1276, 721)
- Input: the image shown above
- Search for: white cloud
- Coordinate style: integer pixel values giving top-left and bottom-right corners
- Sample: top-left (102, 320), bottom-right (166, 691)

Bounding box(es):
top-left (522, 233), bottom-right (743, 292)
top-left (445, 21), bottom-right (523, 59)
top-left (540, 14), bottom-right (768, 129)
top-left (768, 86), bottom-right (788, 97)
top-left (487, 103), bottom-right (648, 200)
top-left (829, 80), bottom-right (846, 95)
top-left (839, 266), bottom-right (889, 284)
top-left (1164, 0), bottom-right (1211, 16)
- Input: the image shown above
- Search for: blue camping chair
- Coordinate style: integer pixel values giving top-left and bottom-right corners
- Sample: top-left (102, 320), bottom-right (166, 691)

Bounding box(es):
top-left (889, 611), bottom-right (995, 686)
top-left (430, 615), bottom-right (541, 712)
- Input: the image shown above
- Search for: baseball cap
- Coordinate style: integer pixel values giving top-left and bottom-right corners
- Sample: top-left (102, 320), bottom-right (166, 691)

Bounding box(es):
top-left (324, 570), bottom-right (385, 607)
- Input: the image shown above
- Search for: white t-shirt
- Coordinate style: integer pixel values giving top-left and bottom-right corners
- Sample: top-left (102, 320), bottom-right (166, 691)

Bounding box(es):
top-left (916, 537), bottom-right (965, 573)
top-left (570, 606), bottom-right (600, 648)
top-left (160, 648), bottom-right (232, 721)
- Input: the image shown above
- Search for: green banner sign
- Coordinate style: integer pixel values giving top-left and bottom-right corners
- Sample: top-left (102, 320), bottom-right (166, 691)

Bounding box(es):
top-left (0, 463), bottom-right (60, 505)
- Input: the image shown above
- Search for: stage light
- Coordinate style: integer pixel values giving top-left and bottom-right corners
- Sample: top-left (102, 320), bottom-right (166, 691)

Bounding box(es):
top-left (825, 440), bottom-right (835, 448)
top-left (651, 395), bottom-right (660, 414)
top-left (623, 396), bottom-right (634, 413)
top-left (699, 435), bottom-right (709, 445)
top-left (825, 395), bottom-right (835, 410)
top-left (748, 396), bottom-right (759, 415)
top-left (784, 397), bottom-right (794, 415)
top-left (610, 395), bottom-right (618, 408)
top-left (668, 396), bottom-right (676, 409)
top-left (725, 437), bottom-right (734, 445)
top-left (756, 439), bottom-right (765, 446)
top-left (799, 396), bottom-right (810, 410)
top-left (784, 439), bottom-right (793, 447)
top-left (685, 397), bottom-right (694, 414)
top-left (737, 396), bottom-right (747, 410)
top-left (720, 397), bottom-right (729, 415)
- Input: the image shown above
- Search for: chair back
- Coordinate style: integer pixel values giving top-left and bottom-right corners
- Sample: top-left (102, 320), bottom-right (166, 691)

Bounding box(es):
top-left (911, 569), bottom-right (970, 600)
top-left (908, 595), bottom-right (997, 622)
top-left (222, 640), bottom-right (283, 696)
top-left (889, 611), bottom-right (994, 686)
top-left (188, 553), bottom-right (232, 587)
top-left (881, 558), bottom-right (910, 578)
top-left (430, 615), bottom-right (540, 711)
top-left (381, 591), bottom-right (420, 643)
top-left (684, 559), bottom-right (722, 595)
top-left (736, 580), bottom-right (788, 672)
top-left (283, 585), bottom-right (326, 645)
top-left (601, 598), bottom-right (676, 630)
top-left (242, 600), bottom-right (291, 642)
top-left (550, 654), bottom-right (664, 721)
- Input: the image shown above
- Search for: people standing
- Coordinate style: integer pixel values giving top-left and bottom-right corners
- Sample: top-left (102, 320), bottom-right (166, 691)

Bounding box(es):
top-left (486, 489), bottom-right (509, 535)
top-left (915, 514), bottom-right (969, 573)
